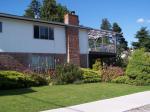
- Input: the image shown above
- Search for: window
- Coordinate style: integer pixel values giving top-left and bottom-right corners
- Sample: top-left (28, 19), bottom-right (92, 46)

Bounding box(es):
top-left (29, 55), bottom-right (55, 72)
top-left (40, 26), bottom-right (48, 39)
top-left (34, 25), bottom-right (39, 39)
top-left (49, 27), bottom-right (54, 40)
top-left (34, 25), bottom-right (54, 40)
top-left (0, 22), bottom-right (2, 33)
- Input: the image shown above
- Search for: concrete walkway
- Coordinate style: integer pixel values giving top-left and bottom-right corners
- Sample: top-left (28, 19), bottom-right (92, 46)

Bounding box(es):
top-left (42, 91), bottom-right (150, 112)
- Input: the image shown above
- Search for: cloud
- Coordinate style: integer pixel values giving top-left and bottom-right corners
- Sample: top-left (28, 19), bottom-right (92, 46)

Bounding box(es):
top-left (137, 18), bottom-right (145, 23)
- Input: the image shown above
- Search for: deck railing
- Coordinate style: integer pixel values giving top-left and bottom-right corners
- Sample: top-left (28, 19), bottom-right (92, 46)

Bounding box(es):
top-left (89, 44), bottom-right (116, 53)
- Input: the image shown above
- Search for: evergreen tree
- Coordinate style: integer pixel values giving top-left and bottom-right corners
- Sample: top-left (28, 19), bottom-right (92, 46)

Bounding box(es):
top-left (41, 0), bottom-right (57, 21)
top-left (132, 27), bottom-right (150, 51)
top-left (56, 3), bottom-right (68, 22)
top-left (24, 0), bottom-right (41, 18)
top-left (100, 18), bottom-right (112, 30)
top-left (112, 22), bottom-right (128, 52)
top-left (112, 22), bottom-right (128, 67)
top-left (41, 0), bottom-right (69, 22)
top-left (112, 22), bottom-right (122, 33)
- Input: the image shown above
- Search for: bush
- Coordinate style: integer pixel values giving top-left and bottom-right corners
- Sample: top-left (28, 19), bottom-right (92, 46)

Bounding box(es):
top-left (81, 68), bottom-right (101, 83)
top-left (102, 66), bottom-right (124, 82)
top-left (0, 71), bottom-right (50, 89)
top-left (92, 59), bottom-right (102, 71)
top-left (53, 63), bottom-right (83, 84)
top-left (0, 71), bottom-right (34, 89)
top-left (126, 49), bottom-right (150, 85)
top-left (112, 76), bottom-right (129, 84)
top-left (29, 73), bottom-right (50, 86)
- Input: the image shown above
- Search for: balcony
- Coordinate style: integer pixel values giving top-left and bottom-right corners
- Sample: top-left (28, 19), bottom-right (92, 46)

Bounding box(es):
top-left (89, 44), bottom-right (116, 53)
top-left (88, 29), bottom-right (118, 54)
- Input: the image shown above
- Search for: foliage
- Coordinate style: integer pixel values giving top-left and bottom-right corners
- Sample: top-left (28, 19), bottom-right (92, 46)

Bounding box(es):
top-left (0, 71), bottom-right (34, 89)
top-left (100, 18), bottom-right (112, 30)
top-left (112, 22), bottom-right (122, 33)
top-left (41, 0), bottom-right (69, 22)
top-left (28, 73), bottom-right (50, 86)
top-left (53, 63), bottom-right (83, 84)
top-left (112, 76), bottom-right (129, 84)
top-left (0, 70), bottom-right (50, 89)
top-left (126, 49), bottom-right (150, 79)
top-left (81, 68), bottom-right (101, 83)
top-left (112, 22), bottom-right (128, 67)
top-left (126, 49), bottom-right (150, 85)
top-left (102, 66), bottom-right (124, 82)
top-left (132, 27), bottom-right (150, 52)
top-left (92, 59), bottom-right (102, 71)
top-left (24, 0), bottom-right (69, 22)
top-left (24, 0), bottom-right (41, 18)
top-left (113, 22), bottom-right (128, 51)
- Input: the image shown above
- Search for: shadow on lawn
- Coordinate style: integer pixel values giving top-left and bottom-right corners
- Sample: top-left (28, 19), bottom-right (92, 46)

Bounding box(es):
top-left (0, 88), bottom-right (36, 96)
top-left (22, 95), bottom-right (85, 112)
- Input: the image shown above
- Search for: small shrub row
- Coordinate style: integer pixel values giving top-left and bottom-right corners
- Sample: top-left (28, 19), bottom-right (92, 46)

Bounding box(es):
top-left (81, 68), bottom-right (101, 83)
top-left (0, 71), bottom-right (50, 90)
top-left (111, 76), bottom-right (129, 84)
top-left (112, 74), bottom-right (150, 86)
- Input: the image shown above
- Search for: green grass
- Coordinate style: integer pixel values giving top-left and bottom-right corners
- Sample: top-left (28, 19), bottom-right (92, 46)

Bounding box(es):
top-left (0, 83), bottom-right (150, 112)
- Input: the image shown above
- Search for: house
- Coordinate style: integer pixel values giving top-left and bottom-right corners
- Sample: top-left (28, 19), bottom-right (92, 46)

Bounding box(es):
top-left (0, 12), bottom-right (117, 71)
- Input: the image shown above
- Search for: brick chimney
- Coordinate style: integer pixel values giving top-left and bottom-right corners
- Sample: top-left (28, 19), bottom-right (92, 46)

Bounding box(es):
top-left (64, 12), bottom-right (80, 66)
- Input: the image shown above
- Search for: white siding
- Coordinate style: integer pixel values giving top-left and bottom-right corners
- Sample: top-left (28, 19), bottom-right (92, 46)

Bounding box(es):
top-left (79, 29), bottom-right (89, 54)
top-left (0, 18), bottom-right (66, 54)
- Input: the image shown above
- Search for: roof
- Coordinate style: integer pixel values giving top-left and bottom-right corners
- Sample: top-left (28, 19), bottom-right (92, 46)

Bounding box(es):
top-left (0, 12), bottom-right (91, 30)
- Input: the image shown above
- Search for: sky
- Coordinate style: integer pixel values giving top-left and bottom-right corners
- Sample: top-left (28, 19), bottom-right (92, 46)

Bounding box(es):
top-left (0, 0), bottom-right (150, 47)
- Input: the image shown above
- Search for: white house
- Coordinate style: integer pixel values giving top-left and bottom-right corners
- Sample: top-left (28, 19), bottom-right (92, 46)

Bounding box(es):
top-left (0, 12), bottom-right (117, 71)
top-left (0, 12), bottom-right (90, 70)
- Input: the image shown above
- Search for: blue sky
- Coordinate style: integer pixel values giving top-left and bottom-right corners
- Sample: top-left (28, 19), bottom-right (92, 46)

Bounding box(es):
top-left (0, 0), bottom-right (150, 47)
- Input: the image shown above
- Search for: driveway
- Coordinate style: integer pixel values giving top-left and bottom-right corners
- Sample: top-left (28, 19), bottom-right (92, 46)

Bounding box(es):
top-left (42, 91), bottom-right (150, 112)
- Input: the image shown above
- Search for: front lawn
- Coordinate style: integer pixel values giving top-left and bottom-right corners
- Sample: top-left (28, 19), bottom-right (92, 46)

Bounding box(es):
top-left (0, 83), bottom-right (150, 112)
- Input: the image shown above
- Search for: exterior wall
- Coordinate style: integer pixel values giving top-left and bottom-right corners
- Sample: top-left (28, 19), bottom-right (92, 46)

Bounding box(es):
top-left (0, 17), bottom-right (66, 54)
top-left (79, 29), bottom-right (89, 67)
top-left (0, 52), bottom-right (66, 69)
top-left (0, 16), bottom-right (89, 68)
top-left (80, 54), bottom-right (88, 68)
top-left (79, 29), bottom-right (89, 54)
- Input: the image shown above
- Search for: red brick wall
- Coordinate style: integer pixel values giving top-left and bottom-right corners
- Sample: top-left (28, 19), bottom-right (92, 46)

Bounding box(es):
top-left (0, 53), bottom-right (66, 71)
top-left (65, 13), bottom-right (80, 66)
top-left (64, 14), bottom-right (79, 25)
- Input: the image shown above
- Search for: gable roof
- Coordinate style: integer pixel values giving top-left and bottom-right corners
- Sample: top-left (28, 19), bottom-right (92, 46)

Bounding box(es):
top-left (0, 12), bottom-right (91, 30)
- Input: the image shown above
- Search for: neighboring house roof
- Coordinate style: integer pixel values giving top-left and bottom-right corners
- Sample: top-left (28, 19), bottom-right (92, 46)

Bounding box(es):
top-left (0, 12), bottom-right (91, 30)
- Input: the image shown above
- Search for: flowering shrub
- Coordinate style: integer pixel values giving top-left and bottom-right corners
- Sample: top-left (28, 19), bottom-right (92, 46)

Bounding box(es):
top-left (102, 66), bottom-right (124, 82)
